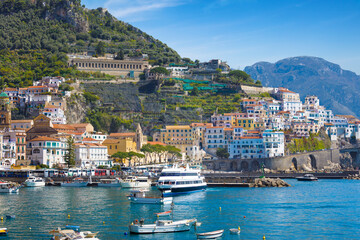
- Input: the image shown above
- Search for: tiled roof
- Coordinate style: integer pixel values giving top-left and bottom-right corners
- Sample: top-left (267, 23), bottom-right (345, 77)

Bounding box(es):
top-left (29, 136), bottom-right (60, 142)
top-left (109, 132), bottom-right (136, 137)
top-left (83, 137), bottom-right (97, 141)
top-left (147, 141), bottom-right (166, 146)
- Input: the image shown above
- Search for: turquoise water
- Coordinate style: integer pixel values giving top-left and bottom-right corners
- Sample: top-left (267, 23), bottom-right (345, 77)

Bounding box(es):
top-left (0, 179), bottom-right (359, 240)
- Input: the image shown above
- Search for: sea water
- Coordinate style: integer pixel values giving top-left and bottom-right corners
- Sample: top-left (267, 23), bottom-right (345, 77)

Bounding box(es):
top-left (0, 179), bottom-right (359, 240)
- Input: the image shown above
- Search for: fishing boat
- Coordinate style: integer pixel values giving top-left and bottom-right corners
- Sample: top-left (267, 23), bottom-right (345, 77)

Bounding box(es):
top-left (60, 177), bottom-right (88, 187)
top-left (229, 227), bottom-right (241, 234)
top-left (0, 181), bottom-right (20, 193)
top-left (97, 178), bottom-right (121, 187)
top-left (120, 176), bottom-right (150, 188)
top-left (128, 189), bottom-right (173, 204)
top-left (196, 229), bottom-right (224, 239)
top-left (49, 228), bottom-right (100, 240)
top-left (24, 176), bottom-right (46, 187)
top-left (129, 218), bottom-right (197, 234)
top-left (296, 174), bottom-right (318, 181)
top-left (0, 228), bottom-right (8, 235)
top-left (157, 165), bottom-right (207, 196)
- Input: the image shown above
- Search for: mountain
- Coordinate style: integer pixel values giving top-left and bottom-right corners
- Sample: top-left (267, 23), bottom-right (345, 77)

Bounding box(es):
top-left (0, 0), bottom-right (180, 87)
top-left (244, 56), bottom-right (360, 117)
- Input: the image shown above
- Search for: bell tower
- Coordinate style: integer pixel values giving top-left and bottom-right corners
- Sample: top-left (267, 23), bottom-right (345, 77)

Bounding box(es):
top-left (135, 123), bottom-right (144, 151)
top-left (0, 92), bottom-right (11, 129)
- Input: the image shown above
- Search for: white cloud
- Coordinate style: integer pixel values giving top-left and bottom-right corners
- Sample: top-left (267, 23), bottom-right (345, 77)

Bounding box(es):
top-left (104, 0), bottom-right (189, 19)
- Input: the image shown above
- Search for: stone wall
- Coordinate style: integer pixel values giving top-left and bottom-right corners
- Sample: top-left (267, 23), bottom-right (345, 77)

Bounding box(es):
top-left (203, 149), bottom-right (340, 172)
top-left (241, 85), bottom-right (274, 95)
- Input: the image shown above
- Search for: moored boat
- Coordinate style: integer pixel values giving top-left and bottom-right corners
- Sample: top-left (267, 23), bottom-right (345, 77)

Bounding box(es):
top-left (97, 178), bottom-right (121, 187)
top-left (229, 227), bottom-right (241, 234)
top-left (196, 229), bottom-right (224, 239)
top-left (128, 189), bottom-right (173, 204)
top-left (0, 228), bottom-right (8, 235)
top-left (60, 177), bottom-right (88, 187)
top-left (120, 176), bottom-right (150, 188)
top-left (129, 218), bottom-right (197, 234)
top-left (0, 181), bottom-right (20, 193)
top-left (24, 176), bottom-right (46, 187)
top-left (49, 228), bottom-right (100, 240)
top-left (157, 165), bottom-right (207, 196)
top-left (296, 174), bottom-right (318, 181)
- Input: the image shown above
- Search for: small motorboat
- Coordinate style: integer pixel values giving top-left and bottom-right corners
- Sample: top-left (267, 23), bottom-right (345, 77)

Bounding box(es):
top-left (60, 178), bottom-right (88, 187)
top-left (0, 181), bottom-right (20, 193)
top-left (296, 174), bottom-right (318, 181)
top-left (120, 176), bottom-right (150, 188)
top-left (128, 189), bottom-right (173, 204)
top-left (129, 218), bottom-right (196, 234)
top-left (49, 228), bottom-right (100, 240)
top-left (196, 229), bottom-right (224, 239)
top-left (97, 178), bottom-right (121, 187)
top-left (0, 228), bottom-right (8, 235)
top-left (24, 176), bottom-right (46, 187)
top-left (229, 227), bottom-right (241, 234)
top-left (6, 215), bottom-right (15, 219)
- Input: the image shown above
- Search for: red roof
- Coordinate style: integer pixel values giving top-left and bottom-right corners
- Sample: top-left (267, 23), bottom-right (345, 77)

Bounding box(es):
top-left (147, 141), bottom-right (166, 146)
top-left (29, 136), bottom-right (60, 142)
top-left (110, 132), bottom-right (136, 137)
top-left (83, 138), bottom-right (97, 141)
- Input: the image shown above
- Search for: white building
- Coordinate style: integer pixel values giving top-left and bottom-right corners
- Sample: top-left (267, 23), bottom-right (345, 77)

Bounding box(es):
top-left (228, 136), bottom-right (266, 159)
top-left (0, 133), bottom-right (17, 169)
top-left (262, 130), bottom-right (285, 157)
top-left (74, 142), bottom-right (112, 168)
top-left (27, 136), bottom-right (67, 167)
top-left (205, 127), bottom-right (225, 153)
top-left (282, 100), bottom-right (302, 113)
top-left (166, 66), bottom-right (189, 77)
top-left (41, 106), bottom-right (67, 124)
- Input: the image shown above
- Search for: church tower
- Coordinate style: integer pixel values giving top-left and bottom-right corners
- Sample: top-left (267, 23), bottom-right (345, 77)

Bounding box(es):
top-left (0, 92), bottom-right (11, 129)
top-left (135, 123), bottom-right (144, 151)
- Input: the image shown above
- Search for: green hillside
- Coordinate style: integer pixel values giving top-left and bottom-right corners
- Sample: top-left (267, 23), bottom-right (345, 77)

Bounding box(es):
top-left (0, 0), bottom-right (180, 87)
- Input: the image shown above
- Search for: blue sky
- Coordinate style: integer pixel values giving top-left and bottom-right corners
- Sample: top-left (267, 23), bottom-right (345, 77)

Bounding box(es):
top-left (82, 0), bottom-right (360, 74)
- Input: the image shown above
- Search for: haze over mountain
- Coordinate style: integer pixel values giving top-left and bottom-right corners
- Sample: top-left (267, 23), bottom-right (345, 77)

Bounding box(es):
top-left (244, 56), bottom-right (360, 118)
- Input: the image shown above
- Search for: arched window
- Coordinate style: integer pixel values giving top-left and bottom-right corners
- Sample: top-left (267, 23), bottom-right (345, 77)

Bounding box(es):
top-left (33, 149), bottom-right (40, 154)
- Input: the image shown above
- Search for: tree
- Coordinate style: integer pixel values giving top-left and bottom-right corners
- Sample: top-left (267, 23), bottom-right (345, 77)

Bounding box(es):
top-left (111, 151), bottom-right (129, 166)
top-left (165, 145), bottom-right (182, 162)
top-left (115, 49), bottom-right (124, 60)
top-left (216, 148), bottom-right (230, 159)
top-left (190, 86), bottom-right (200, 96)
top-left (95, 41), bottom-right (106, 56)
top-left (64, 136), bottom-right (76, 168)
top-left (141, 144), bottom-right (155, 164)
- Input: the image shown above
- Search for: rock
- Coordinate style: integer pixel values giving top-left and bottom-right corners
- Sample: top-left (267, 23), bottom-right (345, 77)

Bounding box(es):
top-left (250, 177), bottom-right (290, 188)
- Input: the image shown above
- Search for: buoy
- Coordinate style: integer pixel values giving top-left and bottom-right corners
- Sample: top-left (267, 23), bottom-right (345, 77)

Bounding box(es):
top-left (103, 221), bottom-right (105, 224)
top-left (244, 216), bottom-right (246, 218)
top-left (263, 235), bottom-right (266, 240)
top-left (238, 226), bottom-right (241, 231)
top-left (29, 227), bottom-right (32, 230)
top-left (124, 232), bottom-right (128, 235)
top-left (219, 207), bottom-right (221, 211)
top-left (0, 217), bottom-right (3, 221)
top-left (67, 214), bottom-right (70, 219)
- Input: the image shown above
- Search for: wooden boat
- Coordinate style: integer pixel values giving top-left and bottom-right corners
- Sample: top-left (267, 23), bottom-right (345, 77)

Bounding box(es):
top-left (128, 189), bottom-right (173, 204)
top-left (97, 178), bottom-right (121, 187)
top-left (129, 218), bottom-right (196, 234)
top-left (60, 178), bottom-right (88, 187)
top-left (196, 229), bottom-right (224, 239)
top-left (296, 174), bottom-right (318, 181)
top-left (0, 228), bottom-right (8, 235)
top-left (229, 227), bottom-right (241, 234)
top-left (49, 228), bottom-right (100, 240)
top-left (0, 181), bottom-right (20, 193)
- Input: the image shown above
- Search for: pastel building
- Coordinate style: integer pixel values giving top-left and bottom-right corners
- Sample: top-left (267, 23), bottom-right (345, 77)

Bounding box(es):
top-left (75, 142), bottom-right (111, 168)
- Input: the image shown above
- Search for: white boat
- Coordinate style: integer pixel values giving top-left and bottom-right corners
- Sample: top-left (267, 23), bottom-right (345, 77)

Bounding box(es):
top-left (49, 228), bottom-right (100, 240)
top-left (60, 177), bottom-right (88, 187)
top-left (120, 176), bottom-right (150, 188)
top-left (229, 227), bottom-right (241, 234)
top-left (0, 181), bottom-right (20, 193)
top-left (296, 174), bottom-right (318, 181)
top-left (24, 176), bottom-right (45, 187)
top-left (157, 165), bottom-right (207, 196)
top-left (97, 178), bottom-right (121, 187)
top-left (129, 218), bottom-right (196, 234)
top-left (128, 189), bottom-right (173, 204)
top-left (0, 228), bottom-right (8, 235)
top-left (196, 229), bottom-right (224, 239)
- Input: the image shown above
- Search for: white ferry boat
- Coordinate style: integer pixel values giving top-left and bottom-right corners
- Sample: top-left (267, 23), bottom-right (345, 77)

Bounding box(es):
top-left (156, 165), bottom-right (207, 196)
top-left (24, 176), bottom-right (46, 187)
top-left (120, 176), bottom-right (150, 188)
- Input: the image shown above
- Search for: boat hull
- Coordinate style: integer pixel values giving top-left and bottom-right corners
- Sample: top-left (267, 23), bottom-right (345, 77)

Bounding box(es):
top-left (159, 184), bottom-right (207, 196)
top-left (129, 196), bottom-right (173, 204)
top-left (196, 230), bottom-right (224, 239)
top-left (129, 220), bottom-right (194, 234)
top-left (25, 182), bottom-right (45, 187)
top-left (97, 183), bottom-right (121, 187)
top-left (0, 187), bottom-right (19, 193)
top-left (296, 178), bottom-right (318, 181)
top-left (121, 182), bottom-right (150, 188)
